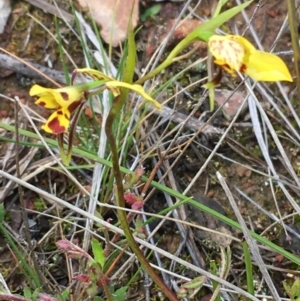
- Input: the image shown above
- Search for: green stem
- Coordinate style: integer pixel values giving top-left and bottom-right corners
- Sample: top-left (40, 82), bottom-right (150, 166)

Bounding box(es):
top-left (286, 0), bottom-right (300, 99)
top-left (135, 30), bottom-right (202, 85)
top-left (210, 247), bottom-right (225, 301)
top-left (105, 96), bottom-right (178, 301)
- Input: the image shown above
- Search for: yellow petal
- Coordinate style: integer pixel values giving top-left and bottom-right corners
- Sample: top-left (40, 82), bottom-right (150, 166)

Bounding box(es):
top-left (208, 35), bottom-right (293, 82)
top-left (41, 108), bottom-right (71, 134)
top-left (30, 85), bottom-right (85, 110)
top-left (105, 81), bottom-right (162, 110)
top-left (30, 85), bottom-right (60, 109)
top-left (35, 95), bottom-right (60, 109)
top-left (74, 68), bottom-right (115, 82)
top-left (246, 51), bottom-right (293, 82)
top-left (208, 35), bottom-right (245, 72)
top-left (54, 87), bottom-right (85, 109)
top-left (228, 35), bottom-right (256, 55)
top-left (29, 84), bottom-right (50, 96)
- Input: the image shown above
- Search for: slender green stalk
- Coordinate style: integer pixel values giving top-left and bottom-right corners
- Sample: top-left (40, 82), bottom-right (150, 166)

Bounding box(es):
top-left (210, 247), bottom-right (230, 301)
top-left (243, 241), bottom-right (254, 298)
top-left (286, 0), bottom-right (300, 98)
top-left (105, 96), bottom-right (178, 301)
top-left (55, 17), bottom-right (70, 85)
top-left (1, 123), bottom-right (300, 266)
top-left (134, 34), bottom-right (198, 85)
top-left (210, 260), bottom-right (220, 301)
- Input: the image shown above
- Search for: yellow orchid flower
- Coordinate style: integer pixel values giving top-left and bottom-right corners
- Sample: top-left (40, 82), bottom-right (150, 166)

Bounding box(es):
top-left (30, 84), bottom-right (87, 134)
top-left (30, 69), bottom-right (161, 135)
top-left (208, 35), bottom-right (293, 82)
top-left (73, 68), bottom-right (162, 109)
top-left (30, 68), bottom-right (161, 165)
top-left (105, 81), bottom-right (162, 110)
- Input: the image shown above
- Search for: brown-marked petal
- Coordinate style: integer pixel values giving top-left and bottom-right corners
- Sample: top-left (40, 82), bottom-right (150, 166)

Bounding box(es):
top-left (208, 34), bottom-right (293, 82)
top-left (41, 108), bottom-right (71, 134)
top-left (30, 85), bottom-right (60, 109)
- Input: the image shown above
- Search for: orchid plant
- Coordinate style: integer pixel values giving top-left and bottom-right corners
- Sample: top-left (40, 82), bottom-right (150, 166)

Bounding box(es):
top-left (30, 34), bottom-right (292, 165)
top-left (29, 0), bottom-right (293, 165)
top-left (28, 1), bottom-right (294, 300)
top-left (30, 69), bottom-right (161, 165)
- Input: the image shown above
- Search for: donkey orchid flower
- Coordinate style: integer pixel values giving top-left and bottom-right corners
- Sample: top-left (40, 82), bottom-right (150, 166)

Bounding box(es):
top-left (72, 68), bottom-right (162, 110)
top-left (30, 69), bottom-right (161, 135)
top-left (30, 84), bottom-right (88, 134)
top-left (208, 35), bottom-right (293, 82)
top-left (30, 68), bottom-right (161, 165)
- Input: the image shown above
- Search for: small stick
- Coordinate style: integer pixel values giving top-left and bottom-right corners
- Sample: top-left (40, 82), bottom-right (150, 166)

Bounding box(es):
top-left (23, 0), bottom-right (74, 23)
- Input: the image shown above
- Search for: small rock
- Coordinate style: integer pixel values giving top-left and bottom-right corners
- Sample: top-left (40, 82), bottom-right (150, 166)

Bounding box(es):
top-left (215, 89), bottom-right (247, 120)
top-left (235, 164), bottom-right (252, 177)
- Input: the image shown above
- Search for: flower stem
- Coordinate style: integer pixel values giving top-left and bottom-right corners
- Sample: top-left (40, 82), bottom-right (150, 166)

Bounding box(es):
top-left (134, 33), bottom-right (198, 85)
top-left (105, 96), bottom-right (178, 301)
top-left (135, 26), bottom-right (212, 85)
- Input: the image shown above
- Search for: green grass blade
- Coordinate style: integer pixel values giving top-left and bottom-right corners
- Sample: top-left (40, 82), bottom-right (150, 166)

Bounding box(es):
top-left (210, 260), bottom-right (221, 301)
top-left (243, 241), bottom-right (255, 298)
top-left (123, 19), bottom-right (136, 84)
top-left (1, 123), bottom-right (300, 266)
top-left (54, 17), bottom-right (70, 85)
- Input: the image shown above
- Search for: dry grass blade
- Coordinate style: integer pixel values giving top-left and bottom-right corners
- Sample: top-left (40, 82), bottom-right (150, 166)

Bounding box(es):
top-left (0, 108), bottom-right (41, 202)
top-left (1, 0), bottom-right (299, 299)
top-left (75, 13), bottom-right (116, 252)
top-left (0, 169), bottom-right (261, 301)
top-left (217, 171), bottom-right (281, 301)
top-left (23, 0), bottom-right (74, 22)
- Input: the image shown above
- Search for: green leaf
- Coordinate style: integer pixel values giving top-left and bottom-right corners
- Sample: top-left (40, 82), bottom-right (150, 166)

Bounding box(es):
top-left (91, 239), bottom-right (105, 267)
top-left (123, 17), bottom-right (136, 84)
top-left (87, 281), bottom-right (98, 296)
top-left (140, 4), bottom-right (161, 21)
top-left (88, 260), bottom-right (102, 281)
top-left (210, 261), bottom-right (220, 301)
top-left (55, 289), bottom-right (70, 301)
top-left (290, 279), bottom-right (300, 299)
top-left (181, 276), bottom-right (206, 289)
top-left (103, 248), bottom-right (121, 273)
top-left (194, 0), bottom-right (253, 41)
top-left (23, 287), bottom-right (32, 299)
top-left (112, 286), bottom-right (128, 301)
top-left (32, 288), bottom-right (41, 300)
top-left (283, 281), bottom-right (291, 296)
top-left (212, 0), bottom-right (229, 18)
top-left (243, 241), bottom-right (254, 297)
top-left (0, 204), bottom-right (4, 223)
